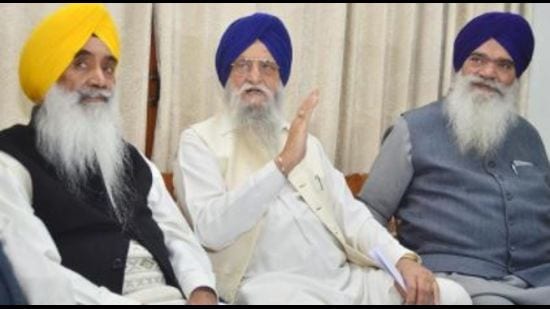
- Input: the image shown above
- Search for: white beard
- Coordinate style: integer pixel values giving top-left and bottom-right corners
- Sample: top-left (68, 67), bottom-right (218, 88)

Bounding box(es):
top-left (35, 84), bottom-right (132, 223)
top-left (225, 82), bottom-right (285, 158)
top-left (444, 73), bottom-right (519, 157)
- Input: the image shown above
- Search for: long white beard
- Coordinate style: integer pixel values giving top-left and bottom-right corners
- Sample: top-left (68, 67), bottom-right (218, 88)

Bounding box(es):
top-left (225, 82), bottom-right (285, 158)
top-left (35, 84), bottom-right (131, 223)
top-left (444, 73), bottom-right (519, 157)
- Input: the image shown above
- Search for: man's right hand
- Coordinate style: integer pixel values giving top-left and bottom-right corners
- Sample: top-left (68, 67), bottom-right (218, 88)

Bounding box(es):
top-left (275, 89), bottom-right (320, 176)
top-left (186, 287), bottom-right (218, 305)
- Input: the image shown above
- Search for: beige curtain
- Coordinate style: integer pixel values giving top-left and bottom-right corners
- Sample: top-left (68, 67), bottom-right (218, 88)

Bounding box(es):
top-left (0, 4), bottom-right (532, 174)
top-left (151, 3), bottom-right (531, 175)
top-left (0, 3), bottom-right (152, 151)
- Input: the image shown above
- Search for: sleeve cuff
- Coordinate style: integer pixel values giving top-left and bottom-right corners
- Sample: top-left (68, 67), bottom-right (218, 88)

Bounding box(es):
top-left (179, 271), bottom-right (217, 300)
top-left (400, 252), bottom-right (422, 265)
top-left (380, 243), bottom-right (420, 268)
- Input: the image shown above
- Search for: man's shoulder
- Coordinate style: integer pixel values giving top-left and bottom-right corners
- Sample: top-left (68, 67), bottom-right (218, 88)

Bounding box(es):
top-left (189, 115), bottom-right (218, 130)
top-left (509, 115), bottom-right (545, 144)
top-left (122, 141), bottom-right (140, 156)
top-left (399, 101), bottom-right (445, 133)
top-left (0, 124), bottom-right (30, 139)
top-left (120, 141), bottom-right (153, 170)
top-left (188, 115), bottom-right (231, 136)
top-left (515, 115), bottom-right (539, 133)
top-left (0, 125), bottom-right (34, 154)
top-left (402, 101), bottom-right (443, 120)
top-left (179, 115), bottom-right (231, 157)
top-left (187, 114), bottom-right (237, 145)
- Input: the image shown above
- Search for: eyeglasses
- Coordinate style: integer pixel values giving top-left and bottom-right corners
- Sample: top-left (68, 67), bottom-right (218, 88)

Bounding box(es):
top-left (466, 53), bottom-right (515, 75)
top-left (231, 58), bottom-right (280, 77)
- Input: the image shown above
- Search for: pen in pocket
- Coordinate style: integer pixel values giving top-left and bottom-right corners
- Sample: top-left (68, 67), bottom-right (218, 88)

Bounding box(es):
top-left (511, 160), bottom-right (534, 175)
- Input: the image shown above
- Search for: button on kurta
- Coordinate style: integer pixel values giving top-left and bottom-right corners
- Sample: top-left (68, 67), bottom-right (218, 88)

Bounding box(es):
top-left (506, 192), bottom-right (514, 201)
top-left (112, 258), bottom-right (124, 270)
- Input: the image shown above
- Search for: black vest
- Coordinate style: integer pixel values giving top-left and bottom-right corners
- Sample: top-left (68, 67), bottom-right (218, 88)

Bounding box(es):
top-left (0, 124), bottom-right (181, 294)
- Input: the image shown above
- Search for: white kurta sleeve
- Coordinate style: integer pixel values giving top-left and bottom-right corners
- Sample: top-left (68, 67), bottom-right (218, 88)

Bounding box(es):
top-left (313, 140), bottom-right (417, 269)
top-left (141, 155), bottom-right (217, 299)
top-left (0, 151), bottom-right (138, 305)
top-left (174, 128), bottom-right (286, 251)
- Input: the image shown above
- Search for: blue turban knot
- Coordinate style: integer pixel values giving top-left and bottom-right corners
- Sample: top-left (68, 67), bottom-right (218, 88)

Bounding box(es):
top-left (215, 12), bottom-right (292, 86)
top-left (453, 12), bottom-right (534, 78)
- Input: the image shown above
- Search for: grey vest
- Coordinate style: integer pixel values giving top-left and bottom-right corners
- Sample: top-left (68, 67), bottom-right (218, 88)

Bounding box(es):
top-left (399, 101), bottom-right (550, 287)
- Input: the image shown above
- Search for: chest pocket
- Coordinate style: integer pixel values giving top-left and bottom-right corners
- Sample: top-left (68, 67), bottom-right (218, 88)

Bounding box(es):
top-left (516, 164), bottom-right (545, 181)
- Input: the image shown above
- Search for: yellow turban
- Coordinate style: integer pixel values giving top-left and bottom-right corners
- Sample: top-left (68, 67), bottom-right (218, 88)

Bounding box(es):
top-left (19, 4), bottom-right (120, 104)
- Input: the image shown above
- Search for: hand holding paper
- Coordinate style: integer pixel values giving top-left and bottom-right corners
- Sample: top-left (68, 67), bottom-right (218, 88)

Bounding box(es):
top-left (368, 246), bottom-right (406, 290)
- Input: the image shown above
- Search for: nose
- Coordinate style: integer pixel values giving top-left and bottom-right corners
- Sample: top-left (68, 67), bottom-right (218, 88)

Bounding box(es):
top-left (246, 62), bottom-right (262, 85)
top-left (88, 65), bottom-right (108, 89)
top-left (477, 62), bottom-right (497, 81)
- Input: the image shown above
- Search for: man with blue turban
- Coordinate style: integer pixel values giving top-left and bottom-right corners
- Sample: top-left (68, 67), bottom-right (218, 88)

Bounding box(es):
top-left (359, 11), bottom-right (550, 305)
top-left (174, 12), bottom-right (470, 305)
top-left (0, 4), bottom-right (217, 304)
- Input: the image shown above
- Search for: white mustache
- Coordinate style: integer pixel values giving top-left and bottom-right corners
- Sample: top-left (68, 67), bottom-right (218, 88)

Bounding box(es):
top-left (469, 76), bottom-right (505, 96)
top-left (238, 83), bottom-right (273, 98)
top-left (78, 88), bottom-right (113, 103)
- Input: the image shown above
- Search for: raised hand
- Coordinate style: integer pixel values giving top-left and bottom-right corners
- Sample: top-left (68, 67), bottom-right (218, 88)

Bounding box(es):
top-left (275, 89), bottom-right (320, 176)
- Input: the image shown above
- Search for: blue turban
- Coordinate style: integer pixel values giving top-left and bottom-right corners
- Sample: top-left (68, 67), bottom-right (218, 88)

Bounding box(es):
top-left (453, 12), bottom-right (534, 78)
top-left (215, 12), bottom-right (292, 86)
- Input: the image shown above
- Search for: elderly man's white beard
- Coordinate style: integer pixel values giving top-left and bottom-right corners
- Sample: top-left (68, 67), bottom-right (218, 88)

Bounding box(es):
top-left (225, 82), bottom-right (285, 158)
top-left (35, 84), bottom-right (131, 223)
top-left (444, 73), bottom-right (519, 157)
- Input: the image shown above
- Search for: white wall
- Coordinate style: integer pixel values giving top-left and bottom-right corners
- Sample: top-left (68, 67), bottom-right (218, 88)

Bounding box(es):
top-left (528, 3), bottom-right (550, 155)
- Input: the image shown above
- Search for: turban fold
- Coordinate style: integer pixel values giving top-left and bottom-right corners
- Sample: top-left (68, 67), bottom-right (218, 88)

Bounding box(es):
top-left (215, 12), bottom-right (292, 86)
top-left (453, 12), bottom-right (534, 78)
top-left (19, 4), bottom-right (120, 104)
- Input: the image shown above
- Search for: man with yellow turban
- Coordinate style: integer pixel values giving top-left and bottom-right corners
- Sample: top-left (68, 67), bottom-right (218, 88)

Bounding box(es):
top-left (173, 12), bottom-right (471, 305)
top-left (0, 4), bottom-right (217, 305)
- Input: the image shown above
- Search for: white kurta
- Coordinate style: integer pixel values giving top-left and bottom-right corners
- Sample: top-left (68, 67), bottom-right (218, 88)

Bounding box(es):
top-left (0, 150), bottom-right (216, 304)
top-left (175, 128), bottom-right (414, 304)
